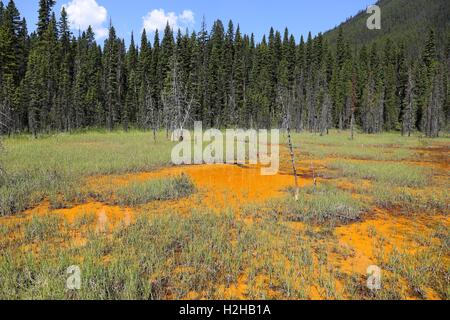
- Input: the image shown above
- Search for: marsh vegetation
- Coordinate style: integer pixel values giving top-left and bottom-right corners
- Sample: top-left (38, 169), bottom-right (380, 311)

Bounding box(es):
top-left (0, 130), bottom-right (448, 300)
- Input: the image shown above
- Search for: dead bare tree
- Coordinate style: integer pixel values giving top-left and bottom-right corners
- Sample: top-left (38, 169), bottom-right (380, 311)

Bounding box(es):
top-left (278, 87), bottom-right (300, 201)
top-left (310, 160), bottom-right (317, 191)
top-left (319, 91), bottom-right (332, 136)
top-left (140, 82), bottom-right (158, 142)
top-left (0, 135), bottom-right (6, 187)
top-left (350, 74), bottom-right (357, 140)
top-left (402, 70), bottom-right (415, 137)
top-left (0, 97), bottom-right (13, 136)
top-left (228, 84), bottom-right (240, 128)
top-left (162, 54), bottom-right (196, 141)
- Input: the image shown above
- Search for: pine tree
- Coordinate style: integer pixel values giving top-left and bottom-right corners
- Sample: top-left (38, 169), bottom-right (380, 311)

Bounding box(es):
top-left (150, 29), bottom-right (161, 126)
top-left (445, 32), bottom-right (450, 128)
top-left (37, 0), bottom-right (55, 37)
top-left (24, 49), bottom-right (42, 137)
top-left (0, 1), bottom-right (4, 24)
top-left (223, 20), bottom-right (235, 125)
top-left (232, 25), bottom-right (245, 127)
top-left (0, 0), bottom-right (20, 82)
top-left (207, 20), bottom-right (225, 127)
top-left (137, 29), bottom-right (151, 129)
top-left (423, 70), bottom-right (443, 137)
top-left (103, 23), bottom-right (119, 130)
top-left (423, 29), bottom-right (437, 70)
top-left (124, 32), bottom-right (138, 130)
top-left (160, 23), bottom-right (174, 85)
top-left (421, 29), bottom-right (441, 137)
top-left (17, 17), bottom-right (28, 80)
top-left (397, 43), bottom-right (409, 126)
top-left (57, 7), bottom-right (72, 130)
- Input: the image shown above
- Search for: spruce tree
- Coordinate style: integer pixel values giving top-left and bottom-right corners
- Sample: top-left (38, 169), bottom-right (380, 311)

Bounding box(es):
top-left (160, 23), bottom-right (175, 86)
top-left (37, 0), bottom-right (55, 37)
top-left (207, 20), bottom-right (225, 127)
top-left (103, 23), bottom-right (119, 130)
top-left (57, 7), bottom-right (72, 130)
top-left (0, 1), bottom-right (4, 24)
top-left (124, 32), bottom-right (138, 130)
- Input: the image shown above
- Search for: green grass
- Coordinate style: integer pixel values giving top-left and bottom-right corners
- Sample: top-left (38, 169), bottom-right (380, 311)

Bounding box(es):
top-left (1, 130), bottom-right (448, 216)
top-left (285, 130), bottom-right (450, 161)
top-left (0, 130), bottom-right (449, 300)
top-left (287, 130), bottom-right (450, 149)
top-left (244, 185), bottom-right (366, 225)
top-left (328, 161), bottom-right (431, 187)
top-left (291, 185), bottom-right (366, 224)
top-left (0, 206), bottom-right (448, 300)
top-left (48, 174), bottom-right (197, 208)
top-left (0, 131), bottom-right (175, 216)
top-left (0, 210), bottom-right (329, 300)
top-left (373, 225), bottom-right (450, 300)
top-left (370, 183), bottom-right (449, 214)
top-left (24, 215), bottom-right (62, 242)
top-left (113, 174), bottom-right (196, 206)
top-left (71, 212), bottom-right (97, 229)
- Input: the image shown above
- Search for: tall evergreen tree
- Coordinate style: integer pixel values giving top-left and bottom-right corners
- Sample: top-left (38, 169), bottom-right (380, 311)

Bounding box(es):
top-left (37, 0), bottom-right (55, 37)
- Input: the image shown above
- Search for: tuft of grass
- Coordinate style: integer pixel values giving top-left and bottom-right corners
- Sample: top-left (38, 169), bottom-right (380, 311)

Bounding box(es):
top-left (0, 131), bottom-right (175, 216)
top-left (24, 215), bottom-right (62, 242)
top-left (0, 209), bottom-right (345, 300)
top-left (264, 185), bottom-right (366, 225)
top-left (328, 161), bottom-right (431, 187)
top-left (371, 183), bottom-right (449, 214)
top-left (72, 212), bottom-right (97, 229)
top-left (113, 174), bottom-right (196, 206)
top-left (298, 144), bottom-right (414, 161)
top-left (381, 247), bottom-right (449, 300)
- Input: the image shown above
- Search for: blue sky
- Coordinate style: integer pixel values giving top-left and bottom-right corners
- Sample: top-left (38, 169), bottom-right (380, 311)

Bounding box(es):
top-left (14, 0), bottom-right (374, 44)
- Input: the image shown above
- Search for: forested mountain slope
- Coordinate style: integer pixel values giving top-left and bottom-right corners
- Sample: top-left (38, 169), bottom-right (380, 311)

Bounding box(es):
top-left (324, 0), bottom-right (450, 57)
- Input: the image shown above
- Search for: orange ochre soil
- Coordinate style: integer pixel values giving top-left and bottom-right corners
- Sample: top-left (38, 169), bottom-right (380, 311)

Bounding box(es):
top-left (1, 147), bottom-right (449, 300)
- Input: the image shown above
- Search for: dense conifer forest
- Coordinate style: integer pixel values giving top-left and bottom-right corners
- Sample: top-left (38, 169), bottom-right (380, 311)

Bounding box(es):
top-left (0, 0), bottom-right (449, 137)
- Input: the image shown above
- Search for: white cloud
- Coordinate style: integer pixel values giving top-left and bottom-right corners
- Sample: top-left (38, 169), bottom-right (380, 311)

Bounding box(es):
top-left (62, 0), bottom-right (108, 39)
top-left (143, 9), bottom-right (195, 33)
top-left (179, 10), bottom-right (195, 25)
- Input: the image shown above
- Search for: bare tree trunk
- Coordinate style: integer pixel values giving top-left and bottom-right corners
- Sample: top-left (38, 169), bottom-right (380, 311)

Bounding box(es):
top-left (279, 87), bottom-right (300, 201)
top-left (350, 112), bottom-right (355, 140)
top-left (0, 137), bottom-right (5, 186)
top-left (287, 124), bottom-right (300, 201)
top-left (350, 73), bottom-right (357, 140)
top-left (310, 160), bottom-right (317, 192)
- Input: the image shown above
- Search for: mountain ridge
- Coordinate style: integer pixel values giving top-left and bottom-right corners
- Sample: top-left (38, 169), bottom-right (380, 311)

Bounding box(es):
top-left (323, 0), bottom-right (450, 56)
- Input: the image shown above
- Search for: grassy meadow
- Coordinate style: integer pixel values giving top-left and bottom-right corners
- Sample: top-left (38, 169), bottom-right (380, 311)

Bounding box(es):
top-left (0, 130), bottom-right (448, 300)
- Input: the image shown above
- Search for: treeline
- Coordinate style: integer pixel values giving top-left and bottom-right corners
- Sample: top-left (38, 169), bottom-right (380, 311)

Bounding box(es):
top-left (0, 0), bottom-right (449, 137)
